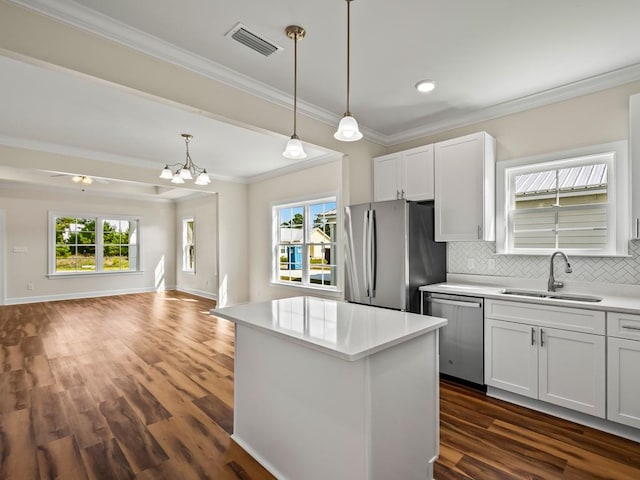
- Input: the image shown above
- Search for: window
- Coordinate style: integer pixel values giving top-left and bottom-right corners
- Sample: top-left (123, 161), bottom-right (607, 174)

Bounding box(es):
top-left (497, 141), bottom-right (628, 256)
top-left (273, 197), bottom-right (338, 290)
top-left (50, 213), bottom-right (140, 274)
top-left (183, 218), bottom-right (195, 272)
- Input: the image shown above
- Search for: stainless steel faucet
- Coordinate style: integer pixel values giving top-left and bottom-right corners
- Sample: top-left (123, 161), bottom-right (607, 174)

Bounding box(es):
top-left (548, 251), bottom-right (572, 292)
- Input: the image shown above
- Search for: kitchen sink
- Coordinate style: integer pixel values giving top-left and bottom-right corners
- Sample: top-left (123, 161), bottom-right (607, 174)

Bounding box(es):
top-left (499, 288), bottom-right (602, 302)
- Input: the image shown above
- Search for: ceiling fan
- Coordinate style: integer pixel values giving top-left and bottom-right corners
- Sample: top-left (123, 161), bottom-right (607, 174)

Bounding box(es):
top-left (50, 173), bottom-right (109, 185)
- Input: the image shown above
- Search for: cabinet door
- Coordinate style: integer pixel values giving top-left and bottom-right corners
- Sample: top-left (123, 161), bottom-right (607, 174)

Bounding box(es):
top-left (538, 328), bottom-right (605, 418)
top-left (607, 337), bottom-right (640, 428)
top-left (403, 146), bottom-right (434, 201)
top-left (630, 94), bottom-right (640, 238)
top-left (373, 154), bottom-right (401, 202)
top-left (434, 132), bottom-right (495, 241)
top-left (484, 319), bottom-right (537, 398)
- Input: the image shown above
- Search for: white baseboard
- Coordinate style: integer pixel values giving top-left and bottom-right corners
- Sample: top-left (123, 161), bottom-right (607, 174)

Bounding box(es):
top-left (176, 286), bottom-right (218, 301)
top-left (5, 285), bottom-right (177, 305)
top-left (487, 387), bottom-right (640, 443)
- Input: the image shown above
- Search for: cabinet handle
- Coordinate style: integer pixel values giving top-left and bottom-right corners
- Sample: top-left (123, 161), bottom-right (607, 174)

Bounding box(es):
top-left (396, 190), bottom-right (400, 199)
top-left (531, 327), bottom-right (536, 346)
top-left (540, 328), bottom-right (545, 347)
top-left (401, 189), bottom-right (405, 199)
top-left (622, 325), bottom-right (640, 331)
top-left (477, 225), bottom-right (482, 240)
top-left (636, 218), bottom-right (639, 238)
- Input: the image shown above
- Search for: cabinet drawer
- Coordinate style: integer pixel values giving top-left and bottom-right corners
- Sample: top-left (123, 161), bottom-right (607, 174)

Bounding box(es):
top-left (607, 312), bottom-right (640, 340)
top-left (485, 299), bottom-right (605, 335)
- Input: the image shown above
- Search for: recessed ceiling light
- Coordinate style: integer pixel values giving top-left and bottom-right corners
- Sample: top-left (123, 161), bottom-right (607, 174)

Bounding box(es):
top-left (415, 80), bottom-right (436, 93)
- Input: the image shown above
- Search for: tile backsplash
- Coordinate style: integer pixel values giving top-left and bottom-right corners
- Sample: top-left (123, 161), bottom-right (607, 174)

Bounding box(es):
top-left (448, 241), bottom-right (640, 285)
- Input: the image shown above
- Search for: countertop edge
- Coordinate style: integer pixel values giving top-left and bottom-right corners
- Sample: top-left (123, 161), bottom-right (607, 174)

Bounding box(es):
top-left (420, 283), bottom-right (640, 314)
top-left (212, 308), bottom-right (447, 362)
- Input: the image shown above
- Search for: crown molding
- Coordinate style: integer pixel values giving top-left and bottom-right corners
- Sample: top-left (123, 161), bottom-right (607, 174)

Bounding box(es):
top-left (9, 0), bottom-right (387, 143)
top-left (9, 0), bottom-right (640, 149)
top-left (384, 62), bottom-right (640, 145)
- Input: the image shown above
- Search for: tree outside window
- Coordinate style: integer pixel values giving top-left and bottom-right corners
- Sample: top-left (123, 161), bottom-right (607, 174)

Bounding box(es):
top-left (51, 214), bottom-right (140, 274)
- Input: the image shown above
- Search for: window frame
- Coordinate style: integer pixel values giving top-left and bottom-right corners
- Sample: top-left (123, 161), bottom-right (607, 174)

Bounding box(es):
top-left (496, 141), bottom-right (629, 256)
top-left (271, 196), bottom-right (339, 292)
top-left (182, 217), bottom-right (195, 273)
top-left (48, 212), bottom-right (142, 276)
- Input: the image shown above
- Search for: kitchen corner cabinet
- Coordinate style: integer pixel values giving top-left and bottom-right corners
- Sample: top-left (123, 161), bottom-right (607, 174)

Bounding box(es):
top-left (484, 300), bottom-right (606, 418)
top-left (373, 145), bottom-right (434, 202)
top-left (630, 94), bottom-right (640, 238)
top-left (434, 131), bottom-right (495, 241)
top-left (607, 312), bottom-right (640, 428)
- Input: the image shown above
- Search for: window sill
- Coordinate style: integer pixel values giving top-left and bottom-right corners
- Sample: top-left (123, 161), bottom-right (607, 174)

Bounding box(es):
top-left (493, 252), bottom-right (631, 258)
top-left (47, 271), bottom-right (143, 279)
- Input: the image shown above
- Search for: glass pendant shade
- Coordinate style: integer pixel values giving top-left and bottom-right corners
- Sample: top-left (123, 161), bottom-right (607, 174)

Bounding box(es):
top-left (180, 167), bottom-right (193, 180)
top-left (283, 135), bottom-right (307, 159)
top-left (160, 166), bottom-right (173, 179)
top-left (334, 114), bottom-right (363, 142)
top-left (195, 171), bottom-right (211, 185)
top-left (171, 172), bottom-right (185, 184)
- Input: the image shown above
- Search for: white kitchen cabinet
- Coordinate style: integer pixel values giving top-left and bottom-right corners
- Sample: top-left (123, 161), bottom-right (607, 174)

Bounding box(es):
top-left (607, 312), bottom-right (640, 428)
top-left (373, 145), bottom-right (434, 202)
top-left (484, 300), bottom-right (606, 418)
top-left (485, 318), bottom-right (538, 398)
top-left (434, 131), bottom-right (495, 241)
top-left (630, 94), bottom-right (640, 238)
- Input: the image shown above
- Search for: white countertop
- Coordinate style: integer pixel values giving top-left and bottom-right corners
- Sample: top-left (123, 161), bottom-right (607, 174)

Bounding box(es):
top-left (212, 296), bottom-right (447, 361)
top-left (419, 282), bottom-right (640, 314)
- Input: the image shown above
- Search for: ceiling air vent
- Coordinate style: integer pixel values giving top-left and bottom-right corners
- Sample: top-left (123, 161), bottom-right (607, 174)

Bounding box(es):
top-left (226, 23), bottom-right (283, 57)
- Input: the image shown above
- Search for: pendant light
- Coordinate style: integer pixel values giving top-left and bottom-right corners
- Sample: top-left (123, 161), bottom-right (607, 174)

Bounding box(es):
top-left (334, 0), bottom-right (363, 142)
top-left (282, 25), bottom-right (307, 159)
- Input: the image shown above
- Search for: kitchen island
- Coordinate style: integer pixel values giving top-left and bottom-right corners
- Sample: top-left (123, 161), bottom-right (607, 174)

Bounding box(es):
top-left (213, 296), bottom-right (447, 480)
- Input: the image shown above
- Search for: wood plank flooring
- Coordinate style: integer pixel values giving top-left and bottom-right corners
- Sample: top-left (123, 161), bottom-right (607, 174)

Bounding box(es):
top-left (1, 291), bottom-right (639, 479)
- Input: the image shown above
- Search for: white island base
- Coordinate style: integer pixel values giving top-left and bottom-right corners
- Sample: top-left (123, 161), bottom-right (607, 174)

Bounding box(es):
top-left (215, 296), bottom-right (444, 480)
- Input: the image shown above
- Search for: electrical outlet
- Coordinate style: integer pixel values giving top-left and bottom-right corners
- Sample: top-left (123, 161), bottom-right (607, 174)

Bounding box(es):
top-left (27, 283), bottom-right (34, 291)
top-left (467, 258), bottom-right (475, 270)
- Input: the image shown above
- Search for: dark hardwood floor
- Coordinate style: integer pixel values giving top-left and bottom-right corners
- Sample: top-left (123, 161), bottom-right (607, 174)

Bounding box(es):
top-left (1, 291), bottom-right (639, 479)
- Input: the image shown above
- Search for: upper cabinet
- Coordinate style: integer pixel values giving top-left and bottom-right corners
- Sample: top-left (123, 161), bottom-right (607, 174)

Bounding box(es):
top-left (373, 145), bottom-right (434, 202)
top-left (434, 131), bottom-right (496, 242)
top-left (630, 94), bottom-right (640, 238)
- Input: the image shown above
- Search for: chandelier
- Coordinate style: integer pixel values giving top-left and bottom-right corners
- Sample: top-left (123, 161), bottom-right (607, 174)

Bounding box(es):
top-left (159, 134), bottom-right (211, 185)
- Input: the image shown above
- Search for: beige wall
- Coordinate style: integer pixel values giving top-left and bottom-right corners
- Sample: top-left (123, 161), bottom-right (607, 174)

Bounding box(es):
top-left (0, 184), bottom-right (176, 303)
top-left (175, 194), bottom-right (218, 299)
top-left (248, 160), bottom-right (342, 303)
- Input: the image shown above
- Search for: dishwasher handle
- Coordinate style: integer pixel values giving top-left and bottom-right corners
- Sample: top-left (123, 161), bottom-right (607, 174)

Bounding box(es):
top-left (425, 297), bottom-right (482, 309)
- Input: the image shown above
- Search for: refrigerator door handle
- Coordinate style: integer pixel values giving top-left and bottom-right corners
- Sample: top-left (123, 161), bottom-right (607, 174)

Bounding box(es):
top-left (371, 209), bottom-right (377, 297)
top-left (363, 209), bottom-right (370, 297)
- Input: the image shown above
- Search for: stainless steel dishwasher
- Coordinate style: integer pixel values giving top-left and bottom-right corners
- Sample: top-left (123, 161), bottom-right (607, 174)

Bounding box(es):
top-left (424, 292), bottom-right (485, 389)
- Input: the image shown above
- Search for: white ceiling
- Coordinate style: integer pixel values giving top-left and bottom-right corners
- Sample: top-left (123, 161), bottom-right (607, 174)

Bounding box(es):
top-left (3, 0), bottom-right (640, 193)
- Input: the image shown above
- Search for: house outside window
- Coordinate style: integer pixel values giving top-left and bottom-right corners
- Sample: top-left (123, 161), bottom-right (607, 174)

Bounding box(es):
top-left (49, 213), bottom-right (140, 274)
top-left (497, 141), bottom-right (628, 256)
top-left (183, 218), bottom-right (195, 272)
top-left (273, 197), bottom-right (338, 290)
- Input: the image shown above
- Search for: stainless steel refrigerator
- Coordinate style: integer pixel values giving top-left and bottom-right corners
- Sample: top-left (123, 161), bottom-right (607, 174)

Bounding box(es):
top-left (344, 199), bottom-right (446, 313)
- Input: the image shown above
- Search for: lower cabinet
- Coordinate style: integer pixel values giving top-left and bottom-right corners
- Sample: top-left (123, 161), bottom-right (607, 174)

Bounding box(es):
top-left (485, 301), bottom-right (606, 418)
top-left (607, 312), bottom-right (640, 428)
